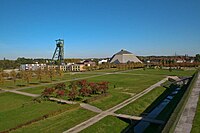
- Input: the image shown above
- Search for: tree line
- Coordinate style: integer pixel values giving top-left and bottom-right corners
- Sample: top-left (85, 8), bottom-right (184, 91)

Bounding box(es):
top-left (0, 68), bottom-right (63, 85)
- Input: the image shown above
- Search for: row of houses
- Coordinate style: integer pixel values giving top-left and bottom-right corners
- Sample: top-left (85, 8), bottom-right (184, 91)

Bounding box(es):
top-left (20, 60), bottom-right (96, 72)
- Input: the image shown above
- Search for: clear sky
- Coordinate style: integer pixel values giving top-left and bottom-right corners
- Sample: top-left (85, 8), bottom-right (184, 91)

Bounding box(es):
top-left (0, 0), bottom-right (200, 59)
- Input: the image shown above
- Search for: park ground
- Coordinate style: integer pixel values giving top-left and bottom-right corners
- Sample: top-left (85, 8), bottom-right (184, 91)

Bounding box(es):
top-left (0, 68), bottom-right (198, 133)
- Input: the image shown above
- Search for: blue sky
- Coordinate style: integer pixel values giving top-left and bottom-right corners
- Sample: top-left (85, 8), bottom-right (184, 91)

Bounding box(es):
top-left (0, 0), bottom-right (200, 59)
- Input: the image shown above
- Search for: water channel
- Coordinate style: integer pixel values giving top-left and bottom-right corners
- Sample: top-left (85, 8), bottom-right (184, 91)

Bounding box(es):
top-left (124, 78), bottom-right (190, 133)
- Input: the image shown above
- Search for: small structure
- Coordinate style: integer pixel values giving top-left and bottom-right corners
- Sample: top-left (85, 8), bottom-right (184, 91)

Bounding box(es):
top-left (110, 49), bottom-right (142, 64)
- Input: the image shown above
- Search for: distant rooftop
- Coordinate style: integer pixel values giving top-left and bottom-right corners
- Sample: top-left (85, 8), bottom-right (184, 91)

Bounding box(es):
top-left (115, 49), bottom-right (133, 55)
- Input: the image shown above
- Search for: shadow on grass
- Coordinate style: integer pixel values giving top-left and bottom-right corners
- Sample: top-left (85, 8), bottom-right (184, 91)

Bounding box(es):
top-left (16, 84), bottom-right (26, 87)
top-left (140, 84), bottom-right (178, 117)
top-left (29, 82), bottom-right (40, 85)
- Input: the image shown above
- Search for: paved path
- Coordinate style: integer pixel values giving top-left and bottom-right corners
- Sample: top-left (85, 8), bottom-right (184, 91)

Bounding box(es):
top-left (64, 77), bottom-right (168, 133)
top-left (112, 113), bottom-right (164, 125)
top-left (49, 97), bottom-right (77, 104)
top-left (3, 89), bottom-right (40, 97)
top-left (80, 103), bottom-right (103, 113)
top-left (174, 72), bottom-right (200, 133)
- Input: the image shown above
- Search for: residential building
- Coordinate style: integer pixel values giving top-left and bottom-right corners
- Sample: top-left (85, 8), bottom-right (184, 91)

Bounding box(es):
top-left (69, 63), bottom-right (86, 72)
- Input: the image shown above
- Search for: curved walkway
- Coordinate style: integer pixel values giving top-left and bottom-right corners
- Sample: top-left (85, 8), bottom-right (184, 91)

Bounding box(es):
top-left (174, 72), bottom-right (200, 133)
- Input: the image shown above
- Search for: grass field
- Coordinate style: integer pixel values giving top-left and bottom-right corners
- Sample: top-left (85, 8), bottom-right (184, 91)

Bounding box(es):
top-left (82, 73), bottom-right (164, 110)
top-left (116, 86), bottom-right (166, 116)
top-left (19, 85), bottom-right (52, 94)
top-left (80, 116), bottom-right (128, 133)
top-left (124, 69), bottom-right (195, 76)
top-left (87, 73), bottom-right (164, 93)
top-left (0, 68), bottom-right (196, 132)
top-left (0, 92), bottom-right (78, 132)
top-left (191, 96), bottom-right (200, 133)
top-left (12, 108), bottom-right (96, 133)
top-left (89, 91), bottom-right (130, 110)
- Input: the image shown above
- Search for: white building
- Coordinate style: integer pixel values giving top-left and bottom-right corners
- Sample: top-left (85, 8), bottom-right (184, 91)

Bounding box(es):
top-left (20, 64), bottom-right (47, 71)
top-left (98, 59), bottom-right (108, 64)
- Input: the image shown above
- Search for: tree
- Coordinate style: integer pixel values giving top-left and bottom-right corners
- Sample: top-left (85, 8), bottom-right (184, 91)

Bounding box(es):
top-left (35, 68), bottom-right (43, 82)
top-left (0, 72), bottom-right (5, 85)
top-left (195, 54), bottom-right (200, 62)
top-left (42, 87), bottom-right (55, 97)
top-left (68, 81), bottom-right (79, 100)
top-left (56, 90), bottom-right (65, 97)
top-left (48, 68), bottom-right (56, 81)
top-left (56, 68), bottom-right (64, 79)
top-left (77, 80), bottom-right (88, 88)
top-left (21, 70), bottom-right (32, 84)
top-left (97, 81), bottom-right (109, 93)
top-left (55, 83), bottom-right (66, 90)
top-left (10, 70), bottom-right (17, 84)
top-left (79, 86), bottom-right (91, 97)
top-left (88, 82), bottom-right (98, 94)
top-left (1, 72), bottom-right (9, 79)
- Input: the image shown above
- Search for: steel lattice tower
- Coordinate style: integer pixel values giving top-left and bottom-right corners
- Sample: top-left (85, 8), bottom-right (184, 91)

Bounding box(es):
top-left (52, 39), bottom-right (64, 64)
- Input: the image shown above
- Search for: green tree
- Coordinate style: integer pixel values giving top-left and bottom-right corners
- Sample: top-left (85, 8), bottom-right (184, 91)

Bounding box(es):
top-left (195, 54), bottom-right (200, 62)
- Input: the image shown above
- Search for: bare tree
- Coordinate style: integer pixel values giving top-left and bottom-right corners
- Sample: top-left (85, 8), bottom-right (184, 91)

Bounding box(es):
top-left (48, 68), bottom-right (56, 81)
top-left (10, 70), bottom-right (17, 84)
top-left (0, 72), bottom-right (5, 85)
top-left (35, 68), bottom-right (43, 82)
top-left (21, 70), bottom-right (32, 84)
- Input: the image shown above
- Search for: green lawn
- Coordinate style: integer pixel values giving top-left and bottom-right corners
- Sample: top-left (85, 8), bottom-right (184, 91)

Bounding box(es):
top-left (116, 86), bottom-right (166, 116)
top-left (124, 69), bottom-right (195, 76)
top-left (0, 92), bottom-right (78, 132)
top-left (87, 73), bottom-right (164, 93)
top-left (89, 91), bottom-right (130, 110)
top-left (191, 96), bottom-right (200, 133)
top-left (85, 73), bottom-right (164, 110)
top-left (20, 85), bottom-right (53, 94)
top-left (80, 116), bottom-right (128, 133)
top-left (12, 108), bottom-right (96, 133)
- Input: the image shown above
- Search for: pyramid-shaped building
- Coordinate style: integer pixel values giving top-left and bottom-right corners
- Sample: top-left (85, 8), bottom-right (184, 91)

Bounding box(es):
top-left (110, 49), bottom-right (142, 64)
